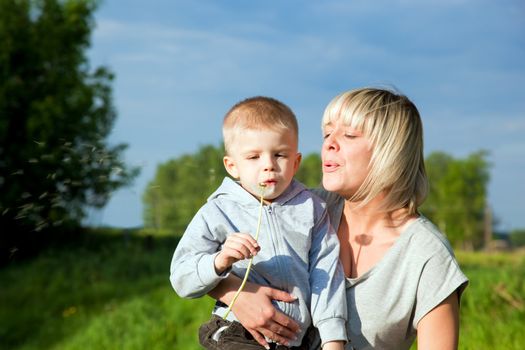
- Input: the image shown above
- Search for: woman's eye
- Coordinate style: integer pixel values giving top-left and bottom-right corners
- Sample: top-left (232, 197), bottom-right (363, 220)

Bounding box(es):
top-left (344, 134), bottom-right (356, 139)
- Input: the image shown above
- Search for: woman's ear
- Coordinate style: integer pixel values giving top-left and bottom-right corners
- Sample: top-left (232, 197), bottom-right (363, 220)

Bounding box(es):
top-left (223, 156), bottom-right (239, 179)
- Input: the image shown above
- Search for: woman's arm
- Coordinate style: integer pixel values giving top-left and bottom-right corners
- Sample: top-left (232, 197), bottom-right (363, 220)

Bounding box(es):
top-left (208, 274), bottom-right (301, 348)
top-left (417, 292), bottom-right (460, 350)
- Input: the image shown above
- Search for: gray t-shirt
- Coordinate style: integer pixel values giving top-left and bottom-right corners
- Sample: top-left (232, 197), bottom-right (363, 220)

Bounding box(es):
top-left (312, 190), bottom-right (468, 350)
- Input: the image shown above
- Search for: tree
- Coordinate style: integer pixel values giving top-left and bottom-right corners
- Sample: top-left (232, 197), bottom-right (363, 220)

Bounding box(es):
top-left (421, 150), bottom-right (491, 249)
top-left (509, 229), bottom-right (525, 248)
top-left (143, 147), bottom-right (326, 235)
top-left (143, 144), bottom-right (228, 235)
top-left (295, 153), bottom-right (322, 188)
top-left (0, 0), bottom-right (138, 263)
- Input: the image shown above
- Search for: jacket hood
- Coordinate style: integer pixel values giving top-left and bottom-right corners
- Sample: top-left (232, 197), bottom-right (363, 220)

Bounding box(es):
top-left (208, 177), bottom-right (306, 207)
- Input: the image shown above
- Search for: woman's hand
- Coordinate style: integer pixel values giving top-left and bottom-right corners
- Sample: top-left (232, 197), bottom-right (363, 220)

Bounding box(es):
top-left (322, 341), bottom-right (345, 350)
top-left (208, 275), bottom-right (301, 348)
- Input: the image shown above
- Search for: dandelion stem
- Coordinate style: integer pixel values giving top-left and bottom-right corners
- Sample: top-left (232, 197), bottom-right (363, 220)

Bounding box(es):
top-left (223, 184), bottom-right (266, 319)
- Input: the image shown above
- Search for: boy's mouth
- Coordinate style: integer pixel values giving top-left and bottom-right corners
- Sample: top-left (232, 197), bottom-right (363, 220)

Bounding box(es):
top-left (261, 179), bottom-right (277, 187)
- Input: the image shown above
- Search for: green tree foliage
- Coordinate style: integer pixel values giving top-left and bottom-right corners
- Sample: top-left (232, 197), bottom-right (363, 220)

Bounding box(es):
top-left (0, 0), bottom-right (138, 262)
top-left (143, 147), bottom-right (325, 235)
top-left (143, 145), bottom-right (227, 235)
top-left (509, 229), bottom-right (525, 248)
top-left (421, 150), bottom-right (491, 249)
top-left (295, 153), bottom-right (322, 188)
top-left (144, 144), bottom-right (492, 249)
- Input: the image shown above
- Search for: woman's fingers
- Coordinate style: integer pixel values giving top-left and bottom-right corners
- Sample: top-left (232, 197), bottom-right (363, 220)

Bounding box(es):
top-left (267, 287), bottom-right (299, 306)
top-left (246, 328), bottom-right (270, 349)
top-left (257, 320), bottom-right (297, 345)
top-left (271, 310), bottom-right (300, 340)
top-left (263, 287), bottom-right (301, 333)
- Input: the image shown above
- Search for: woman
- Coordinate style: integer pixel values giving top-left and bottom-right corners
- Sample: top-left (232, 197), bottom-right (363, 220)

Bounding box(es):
top-left (210, 88), bottom-right (468, 350)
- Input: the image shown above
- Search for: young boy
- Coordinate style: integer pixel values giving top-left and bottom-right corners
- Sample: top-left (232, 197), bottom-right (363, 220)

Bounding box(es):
top-left (169, 97), bottom-right (347, 350)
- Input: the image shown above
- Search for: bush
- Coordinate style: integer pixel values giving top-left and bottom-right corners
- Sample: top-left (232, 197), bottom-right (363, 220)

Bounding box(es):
top-left (510, 229), bottom-right (525, 247)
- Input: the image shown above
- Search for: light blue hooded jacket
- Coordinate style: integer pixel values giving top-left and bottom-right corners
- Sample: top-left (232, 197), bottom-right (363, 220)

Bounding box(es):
top-left (170, 177), bottom-right (347, 346)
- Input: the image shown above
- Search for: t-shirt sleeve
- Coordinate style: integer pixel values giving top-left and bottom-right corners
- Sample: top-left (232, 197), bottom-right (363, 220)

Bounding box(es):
top-left (413, 248), bottom-right (469, 327)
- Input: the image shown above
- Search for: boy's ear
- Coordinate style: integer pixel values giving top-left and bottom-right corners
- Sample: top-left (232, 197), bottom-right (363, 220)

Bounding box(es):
top-left (293, 152), bottom-right (302, 174)
top-left (223, 156), bottom-right (239, 179)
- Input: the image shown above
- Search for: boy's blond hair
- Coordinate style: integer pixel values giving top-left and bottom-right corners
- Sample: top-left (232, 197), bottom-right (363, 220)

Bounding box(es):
top-left (322, 87), bottom-right (428, 215)
top-left (223, 96), bottom-right (299, 155)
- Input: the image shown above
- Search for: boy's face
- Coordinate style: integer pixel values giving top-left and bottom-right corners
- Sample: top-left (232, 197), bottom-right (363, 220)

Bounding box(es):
top-left (223, 128), bottom-right (301, 201)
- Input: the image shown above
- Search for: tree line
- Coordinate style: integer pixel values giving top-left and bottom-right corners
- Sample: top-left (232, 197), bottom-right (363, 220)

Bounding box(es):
top-left (0, 0), bottom-right (138, 264)
top-left (1, 0), bottom-right (518, 263)
top-left (142, 144), bottom-right (500, 250)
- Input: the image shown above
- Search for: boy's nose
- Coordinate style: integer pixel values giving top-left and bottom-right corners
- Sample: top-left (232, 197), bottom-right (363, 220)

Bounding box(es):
top-left (262, 156), bottom-right (276, 171)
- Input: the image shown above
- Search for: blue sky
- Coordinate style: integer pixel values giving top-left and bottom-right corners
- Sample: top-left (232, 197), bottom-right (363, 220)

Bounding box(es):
top-left (87, 0), bottom-right (525, 231)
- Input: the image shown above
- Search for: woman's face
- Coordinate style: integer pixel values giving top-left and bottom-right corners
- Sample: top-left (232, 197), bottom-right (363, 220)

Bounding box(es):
top-left (321, 118), bottom-right (373, 199)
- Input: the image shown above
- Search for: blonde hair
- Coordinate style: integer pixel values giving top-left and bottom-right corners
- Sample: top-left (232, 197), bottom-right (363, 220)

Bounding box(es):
top-left (322, 87), bottom-right (428, 215)
top-left (223, 96), bottom-right (298, 155)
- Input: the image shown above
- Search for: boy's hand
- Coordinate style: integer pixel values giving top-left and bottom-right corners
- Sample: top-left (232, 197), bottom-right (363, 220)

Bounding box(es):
top-left (214, 233), bottom-right (260, 274)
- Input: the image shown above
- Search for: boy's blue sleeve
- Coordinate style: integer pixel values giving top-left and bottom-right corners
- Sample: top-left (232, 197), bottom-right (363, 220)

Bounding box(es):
top-left (309, 202), bottom-right (348, 345)
top-left (169, 205), bottom-right (230, 298)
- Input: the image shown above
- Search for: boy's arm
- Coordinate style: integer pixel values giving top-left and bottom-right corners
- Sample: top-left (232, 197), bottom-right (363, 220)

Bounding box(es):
top-left (169, 207), bottom-right (228, 298)
top-left (308, 204), bottom-right (348, 347)
top-left (170, 205), bottom-right (260, 298)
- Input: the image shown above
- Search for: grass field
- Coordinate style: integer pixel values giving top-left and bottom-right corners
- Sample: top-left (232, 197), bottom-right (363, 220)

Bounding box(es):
top-left (0, 230), bottom-right (523, 349)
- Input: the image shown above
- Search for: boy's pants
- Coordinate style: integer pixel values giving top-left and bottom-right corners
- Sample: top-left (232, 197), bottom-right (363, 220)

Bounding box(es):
top-left (199, 315), bottom-right (312, 350)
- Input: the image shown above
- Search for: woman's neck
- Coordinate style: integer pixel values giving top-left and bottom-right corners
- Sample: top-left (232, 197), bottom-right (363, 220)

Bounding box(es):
top-left (343, 194), bottom-right (413, 234)
top-left (339, 194), bottom-right (418, 278)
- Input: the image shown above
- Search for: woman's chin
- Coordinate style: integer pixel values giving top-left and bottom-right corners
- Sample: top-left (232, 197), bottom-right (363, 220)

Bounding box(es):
top-left (322, 177), bottom-right (341, 192)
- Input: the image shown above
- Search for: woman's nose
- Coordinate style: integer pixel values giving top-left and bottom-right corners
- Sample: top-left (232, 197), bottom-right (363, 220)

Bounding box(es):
top-left (323, 134), bottom-right (339, 151)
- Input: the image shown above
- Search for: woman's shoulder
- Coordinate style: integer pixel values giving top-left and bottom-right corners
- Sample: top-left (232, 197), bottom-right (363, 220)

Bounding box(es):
top-left (402, 216), bottom-right (458, 260)
top-left (310, 188), bottom-right (343, 206)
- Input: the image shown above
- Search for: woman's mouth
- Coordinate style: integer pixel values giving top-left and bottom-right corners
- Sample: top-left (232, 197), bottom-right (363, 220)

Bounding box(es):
top-left (323, 161), bottom-right (339, 173)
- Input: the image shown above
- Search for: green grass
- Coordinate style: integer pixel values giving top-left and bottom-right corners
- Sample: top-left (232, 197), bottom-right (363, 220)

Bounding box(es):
top-left (0, 231), bottom-right (213, 350)
top-left (455, 250), bottom-right (525, 349)
top-left (0, 231), bottom-right (523, 349)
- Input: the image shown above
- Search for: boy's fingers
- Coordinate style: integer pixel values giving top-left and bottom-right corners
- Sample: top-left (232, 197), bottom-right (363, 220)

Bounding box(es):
top-left (219, 248), bottom-right (243, 261)
top-left (229, 233), bottom-right (260, 256)
top-left (234, 232), bottom-right (259, 247)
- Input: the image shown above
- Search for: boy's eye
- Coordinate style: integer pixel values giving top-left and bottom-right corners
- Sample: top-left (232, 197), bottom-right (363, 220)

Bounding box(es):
top-left (275, 153), bottom-right (286, 158)
top-left (247, 155), bottom-right (259, 160)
